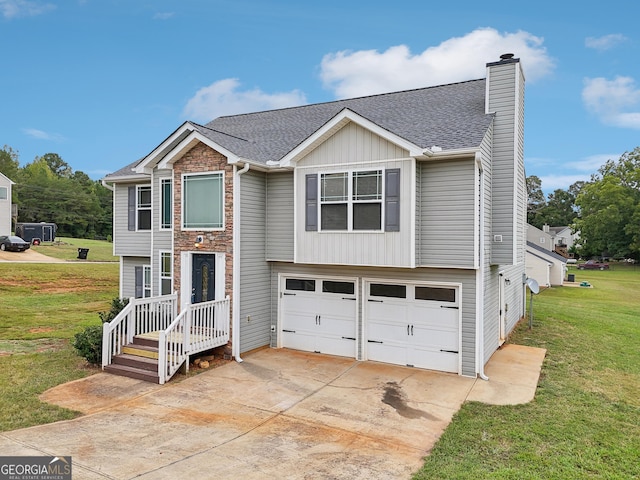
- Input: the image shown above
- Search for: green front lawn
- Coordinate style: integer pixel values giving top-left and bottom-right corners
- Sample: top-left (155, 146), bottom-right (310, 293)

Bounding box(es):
top-left (32, 236), bottom-right (118, 262)
top-left (414, 267), bottom-right (640, 479)
top-left (0, 262), bottom-right (119, 431)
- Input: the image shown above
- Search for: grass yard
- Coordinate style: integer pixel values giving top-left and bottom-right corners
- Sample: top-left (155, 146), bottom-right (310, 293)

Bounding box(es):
top-left (0, 262), bottom-right (119, 432)
top-left (414, 266), bottom-right (640, 479)
top-left (32, 236), bottom-right (118, 262)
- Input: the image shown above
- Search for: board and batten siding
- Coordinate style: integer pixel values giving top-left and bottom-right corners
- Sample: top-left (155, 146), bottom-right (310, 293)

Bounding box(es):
top-left (487, 59), bottom-right (525, 266)
top-left (113, 182), bottom-right (151, 257)
top-left (417, 157), bottom-right (476, 268)
top-left (239, 170), bottom-right (272, 353)
top-left (269, 262), bottom-right (478, 377)
top-left (300, 121), bottom-right (409, 165)
top-left (265, 172), bottom-right (294, 262)
top-left (294, 121), bottom-right (413, 267)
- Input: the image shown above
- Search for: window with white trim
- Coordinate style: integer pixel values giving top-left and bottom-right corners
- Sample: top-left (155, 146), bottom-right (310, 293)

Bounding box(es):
top-left (306, 168), bottom-right (400, 233)
top-left (143, 265), bottom-right (152, 298)
top-left (137, 186), bottom-right (151, 230)
top-left (160, 252), bottom-right (172, 295)
top-left (183, 172), bottom-right (224, 229)
top-left (0, 186), bottom-right (7, 200)
top-left (320, 170), bottom-right (383, 231)
top-left (160, 179), bottom-right (172, 230)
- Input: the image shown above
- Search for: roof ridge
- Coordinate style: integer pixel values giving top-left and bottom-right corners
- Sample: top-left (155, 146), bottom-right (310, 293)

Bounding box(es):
top-left (205, 78), bottom-right (486, 123)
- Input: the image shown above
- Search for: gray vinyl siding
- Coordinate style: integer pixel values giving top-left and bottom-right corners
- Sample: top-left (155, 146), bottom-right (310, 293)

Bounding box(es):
top-left (266, 172), bottom-right (294, 261)
top-left (300, 121), bottom-right (408, 165)
top-left (121, 256), bottom-right (150, 299)
top-left (0, 175), bottom-right (11, 236)
top-left (488, 60), bottom-right (524, 265)
top-left (239, 170), bottom-right (272, 353)
top-left (269, 262), bottom-right (478, 377)
top-left (417, 158), bottom-right (476, 267)
top-left (113, 182), bottom-right (152, 256)
top-left (152, 170), bottom-right (173, 296)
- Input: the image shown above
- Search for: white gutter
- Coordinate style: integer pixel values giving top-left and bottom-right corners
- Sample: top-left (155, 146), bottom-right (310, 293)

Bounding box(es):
top-left (232, 162), bottom-right (250, 362)
top-left (475, 153), bottom-right (489, 381)
top-left (101, 179), bottom-right (114, 191)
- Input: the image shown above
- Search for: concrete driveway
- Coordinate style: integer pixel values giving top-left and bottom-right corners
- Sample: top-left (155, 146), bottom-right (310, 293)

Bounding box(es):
top-left (0, 346), bottom-right (545, 479)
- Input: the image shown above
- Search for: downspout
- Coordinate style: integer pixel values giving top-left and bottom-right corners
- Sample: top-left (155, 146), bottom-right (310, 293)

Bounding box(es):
top-left (232, 162), bottom-right (250, 362)
top-left (476, 154), bottom-right (489, 381)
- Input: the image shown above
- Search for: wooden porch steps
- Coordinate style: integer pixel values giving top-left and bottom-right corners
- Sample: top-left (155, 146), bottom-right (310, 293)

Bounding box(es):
top-left (104, 335), bottom-right (162, 384)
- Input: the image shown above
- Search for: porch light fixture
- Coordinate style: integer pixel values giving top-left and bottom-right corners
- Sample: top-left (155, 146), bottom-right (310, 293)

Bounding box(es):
top-left (195, 235), bottom-right (203, 248)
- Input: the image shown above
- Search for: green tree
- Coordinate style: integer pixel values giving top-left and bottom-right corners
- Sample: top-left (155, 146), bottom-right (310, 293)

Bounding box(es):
top-left (536, 185), bottom-right (580, 227)
top-left (0, 145), bottom-right (20, 183)
top-left (575, 148), bottom-right (640, 260)
top-left (39, 153), bottom-right (72, 178)
top-left (526, 175), bottom-right (546, 227)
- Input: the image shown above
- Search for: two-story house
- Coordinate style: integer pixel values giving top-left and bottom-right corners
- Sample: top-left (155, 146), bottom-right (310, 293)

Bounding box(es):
top-left (0, 172), bottom-right (14, 236)
top-left (102, 54), bottom-right (527, 383)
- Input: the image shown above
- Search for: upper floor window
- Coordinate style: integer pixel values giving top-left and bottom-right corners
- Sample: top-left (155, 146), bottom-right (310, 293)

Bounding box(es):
top-left (182, 172), bottom-right (224, 230)
top-left (0, 186), bottom-right (7, 200)
top-left (307, 168), bottom-right (400, 232)
top-left (137, 186), bottom-right (151, 230)
top-left (161, 179), bottom-right (172, 230)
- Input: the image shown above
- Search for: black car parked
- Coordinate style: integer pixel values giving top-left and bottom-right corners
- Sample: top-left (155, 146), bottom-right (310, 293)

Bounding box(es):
top-left (0, 235), bottom-right (31, 252)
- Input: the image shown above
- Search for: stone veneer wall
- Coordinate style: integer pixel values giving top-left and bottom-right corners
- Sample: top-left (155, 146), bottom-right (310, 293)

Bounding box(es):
top-left (172, 142), bottom-right (234, 353)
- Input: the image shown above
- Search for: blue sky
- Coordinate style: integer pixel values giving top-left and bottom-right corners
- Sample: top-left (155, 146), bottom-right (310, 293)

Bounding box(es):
top-left (1, 0), bottom-right (638, 193)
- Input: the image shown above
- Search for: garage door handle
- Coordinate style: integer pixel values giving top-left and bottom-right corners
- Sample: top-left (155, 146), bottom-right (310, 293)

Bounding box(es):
top-left (441, 305), bottom-right (459, 309)
top-left (283, 329), bottom-right (296, 333)
top-left (368, 299), bottom-right (383, 303)
top-left (283, 292), bottom-right (296, 296)
top-left (367, 340), bottom-right (383, 344)
top-left (342, 337), bottom-right (356, 341)
top-left (342, 297), bottom-right (356, 301)
top-left (440, 349), bottom-right (458, 354)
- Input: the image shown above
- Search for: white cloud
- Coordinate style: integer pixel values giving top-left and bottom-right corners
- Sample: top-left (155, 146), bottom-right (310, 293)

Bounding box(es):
top-left (23, 128), bottom-right (65, 141)
top-left (538, 173), bottom-right (593, 192)
top-left (566, 153), bottom-right (620, 172)
top-left (0, 0), bottom-right (55, 18)
top-left (153, 12), bottom-right (174, 20)
top-left (582, 76), bottom-right (640, 129)
top-left (585, 34), bottom-right (627, 51)
top-left (182, 78), bottom-right (307, 122)
top-left (320, 28), bottom-right (554, 99)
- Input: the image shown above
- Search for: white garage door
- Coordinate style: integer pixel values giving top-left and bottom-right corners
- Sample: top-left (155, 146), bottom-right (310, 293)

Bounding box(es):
top-left (281, 277), bottom-right (357, 358)
top-left (365, 282), bottom-right (459, 373)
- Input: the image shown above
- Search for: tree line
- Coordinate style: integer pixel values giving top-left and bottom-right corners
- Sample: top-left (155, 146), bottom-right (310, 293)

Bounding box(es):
top-left (528, 147), bottom-right (640, 261)
top-left (0, 146), bottom-right (112, 239)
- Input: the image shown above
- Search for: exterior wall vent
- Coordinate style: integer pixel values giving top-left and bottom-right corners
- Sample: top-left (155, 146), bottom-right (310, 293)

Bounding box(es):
top-left (494, 234), bottom-right (503, 243)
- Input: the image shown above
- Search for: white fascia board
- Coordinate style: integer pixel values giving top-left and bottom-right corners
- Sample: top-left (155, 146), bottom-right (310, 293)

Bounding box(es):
top-left (419, 146), bottom-right (481, 160)
top-left (134, 122), bottom-right (195, 174)
top-left (279, 108), bottom-right (423, 167)
top-left (0, 172), bottom-right (15, 184)
top-left (155, 131), bottom-right (240, 170)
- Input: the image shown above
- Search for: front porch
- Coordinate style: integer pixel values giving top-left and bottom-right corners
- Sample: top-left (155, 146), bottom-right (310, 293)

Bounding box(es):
top-left (102, 294), bottom-right (230, 384)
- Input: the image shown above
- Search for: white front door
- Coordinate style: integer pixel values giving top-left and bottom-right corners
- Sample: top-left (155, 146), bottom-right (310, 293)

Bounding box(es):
top-left (281, 277), bottom-right (357, 358)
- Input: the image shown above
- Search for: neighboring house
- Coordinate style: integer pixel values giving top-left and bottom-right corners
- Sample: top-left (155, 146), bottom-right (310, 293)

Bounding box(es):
top-left (527, 224), bottom-right (553, 252)
top-left (545, 225), bottom-right (579, 257)
top-left (526, 241), bottom-right (567, 287)
top-left (103, 54), bottom-right (527, 382)
top-left (0, 172), bottom-right (14, 236)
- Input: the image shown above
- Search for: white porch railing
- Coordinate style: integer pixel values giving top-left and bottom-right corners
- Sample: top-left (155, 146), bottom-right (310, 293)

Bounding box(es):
top-left (102, 294), bottom-right (178, 368)
top-left (103, 294), bottom-right (230, 385)
top-left (159, 296), bottom-right (231, 384)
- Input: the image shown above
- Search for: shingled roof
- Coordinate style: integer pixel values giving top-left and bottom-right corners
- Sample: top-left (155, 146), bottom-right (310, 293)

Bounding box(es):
top-left (105, 78), bottom-right (493, 178)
